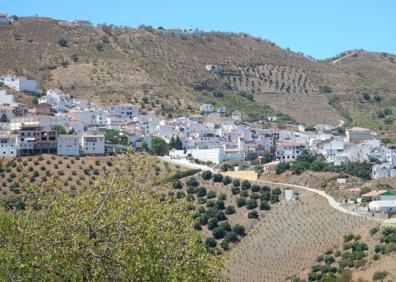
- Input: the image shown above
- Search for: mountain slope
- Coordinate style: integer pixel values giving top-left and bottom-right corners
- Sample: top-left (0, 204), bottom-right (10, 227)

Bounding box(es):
top-left (1, 17), bottom-right (396, 128)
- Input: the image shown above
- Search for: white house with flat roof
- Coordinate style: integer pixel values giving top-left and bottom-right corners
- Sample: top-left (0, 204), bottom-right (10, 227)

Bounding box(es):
top-left (231, 110), bottom-right (242, 121)
top-left (0, 90), bottom-right (15, 104)
top-left (0, 103), bottom-right (28, 121)
top-left (38, 89), bottom-right (74, 112)
top-left (200, 104), bottom-right (214, 113)
top-left (0, 75), bottom-right (41, 93)
top-left (57, 135), bottom-right (80, 156)
top-left (368, 200), bottom-right (396, 213)
top-left (106, 114), bottom-right (131, 129)
top-left (0, 134), bottom-right (18, 157)
top-left (0, 13), bottom-right (11, 25)
top-left (346, 127), bottom-right (374, 144)
top-left (170, 148), bottom-right (225, 164)
top-left (107, 104), bottom-right (139, 118)
top-left (81, 134), bottom-right (105, 155)
top-left (275, 142), bottom-right (306, 162)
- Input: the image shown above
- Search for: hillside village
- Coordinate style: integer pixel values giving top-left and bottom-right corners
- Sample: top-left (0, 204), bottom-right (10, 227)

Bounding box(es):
top-left (1, 73), bottom-right (396, 210)
top-left (0, 7), bottom-right (396, 281)
top-left (1, 73), bottom-right (396, 174)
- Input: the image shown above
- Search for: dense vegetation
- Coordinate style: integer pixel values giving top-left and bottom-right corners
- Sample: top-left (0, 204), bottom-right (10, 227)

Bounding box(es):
top-left (0, 154), bottom-right (222, 281)
top-left (171, 171), bottom-right (282, 252)
top-left (104, 129), bottom-right (129, 145)
top-left (275, 151), bottom-right (372, 180)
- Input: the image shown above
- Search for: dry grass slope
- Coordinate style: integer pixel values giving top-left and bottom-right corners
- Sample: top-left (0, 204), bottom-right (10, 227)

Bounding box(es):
top-left (1, 18), bottom-right (396, 127)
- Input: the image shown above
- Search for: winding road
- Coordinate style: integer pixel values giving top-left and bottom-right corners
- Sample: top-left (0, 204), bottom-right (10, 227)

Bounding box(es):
top-left (250, 179), bottom-right (382, 222)
top-left (161, 156), bottom-right (383, 222)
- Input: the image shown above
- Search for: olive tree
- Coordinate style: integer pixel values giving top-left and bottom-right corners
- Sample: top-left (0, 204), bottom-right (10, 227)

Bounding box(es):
top-left (0, 154), bottom-right (222, 281)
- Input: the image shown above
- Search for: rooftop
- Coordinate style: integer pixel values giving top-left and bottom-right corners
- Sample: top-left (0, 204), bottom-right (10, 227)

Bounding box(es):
top-left (369, 200), bottom-right (396, 207)
top-left (362, 190), bottom-right (393, 197)
top-left (348, 127), bottom-right (371, 132)
top-left (82, 134), bottom-right (105, 138)
top-left (0, 134), bottom-right (17, 138)
top-left (277, 141), bottom-right (306, 148)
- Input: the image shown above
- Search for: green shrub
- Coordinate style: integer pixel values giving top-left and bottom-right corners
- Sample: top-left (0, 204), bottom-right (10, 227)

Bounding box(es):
top-left (206, 200), bottom-right (215, 208)
top-left (251, 185), bottom-right (260, 192)
top-left (232, 224), bottom-right (245, 236)
top-left (247, 210), bottom-right (259, 219)
top-left (201, 170), bottom-right (212, 180)
top-left (172, 179), bottom-right (183, 189)
top-left (58, 38), bottom-right (68, 47)
top-left (215, 200), bottom-right (225, 210)
top-left (212, 174), bottom-right (223, 183)
top-left (224, 231), bottom-right (238, 243)
top-left (220, 240), bottom-right (229, 250)
top-left (372, 271), bottom-right (388, 281)
top-left (212, 227), bottom-right (226, 239)
top-left (204, 238), bottom-right (217, 249)
top-left (222, 176), bottom-right (231, 185)
top-left (246, 199), bottom-right (257, 210)
top-left (219, 222), bottom-right (231, 232)
top-left (207, 218), bottom-right (218, 230)
top-left (225, 206), bottom-right (236, 215)
top-left (241, 180), bottom-right (251, 190)
top-left (207, 190), bottom-right (216, 199)
top-left (369, 226), bottom-right (379, 236)
top-left (236, 197), bottom-right (246, 207)
top-left (231, 187), bottom-right (240, 195)
top-left (193, 222), bottom-right (201, 231)
top-left (199, 214), bottom-right (209, 225)
top-left (259, 201), bottom-right (270, 211)
top-left (249, 192), bottom-right (260, 200)
top-left (196, 187), bottom-right (207, 197)
top-left (186, 177), bottom-right (199, 187)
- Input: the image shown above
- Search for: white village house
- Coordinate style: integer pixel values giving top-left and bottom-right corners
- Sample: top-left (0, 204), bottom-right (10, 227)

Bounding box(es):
top-left (0, 13), bottom-right (11, 25)
top-left (57, 135), bottom-right (80, 156)
top-left (199, 104), bottom-right (214, 113)
top-left (0, 75), bottom-right (41, 93)
top-left (38, 89), bottom-right (75, 112)
top-left (81, 134), bottom-right (105, 155)
top-left (107, 104), bottom-right (140, 118)
top-left (0, 134), bottom-right (18, 157)
top-left (275, 141), bottom-right (306, 162)
top-left (0, 90), bottom-right (16, 104)
top-left (368, 200), bottom-right (396, 213)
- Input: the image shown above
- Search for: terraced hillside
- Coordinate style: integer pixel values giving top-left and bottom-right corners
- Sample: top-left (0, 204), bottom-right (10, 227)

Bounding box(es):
top-left (225, 190), bottom-right (373, 282)
top-left (217, 64), bottom-right (316, 94)
top-left (1, 17), bottom-right (396, 128)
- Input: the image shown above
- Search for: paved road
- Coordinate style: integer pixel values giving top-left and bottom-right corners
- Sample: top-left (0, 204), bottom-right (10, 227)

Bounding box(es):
top-left (158, 156), bottom-right (215, 172)
top-left (160, 156), bottom-right (383, 222)
top-left (251, 179), bottom-right (382, 221)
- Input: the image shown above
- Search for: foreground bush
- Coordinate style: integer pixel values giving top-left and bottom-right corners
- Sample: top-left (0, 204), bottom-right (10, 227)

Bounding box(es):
top-left (0, 154), bottom-right (222, 281)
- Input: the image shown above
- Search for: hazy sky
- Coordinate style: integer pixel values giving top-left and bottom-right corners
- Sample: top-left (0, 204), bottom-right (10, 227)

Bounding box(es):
top-left (2, 0), bottom-right (395, 59)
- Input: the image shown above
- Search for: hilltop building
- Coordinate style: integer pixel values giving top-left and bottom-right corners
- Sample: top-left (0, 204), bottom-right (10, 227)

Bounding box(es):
top-left (0, 75), bottom-right (41, 93)
top-left (0, 13), bottom-right (11, 25)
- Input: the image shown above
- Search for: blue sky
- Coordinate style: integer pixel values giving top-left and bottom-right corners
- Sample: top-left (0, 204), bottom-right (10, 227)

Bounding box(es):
top-left (2, 0), bottom-right (395, 59)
